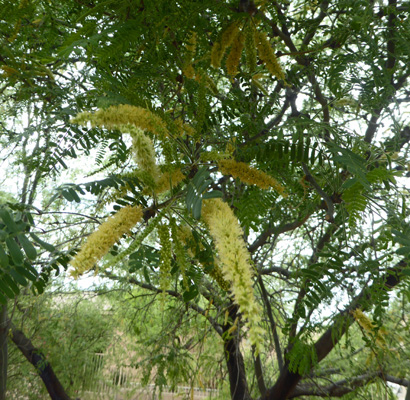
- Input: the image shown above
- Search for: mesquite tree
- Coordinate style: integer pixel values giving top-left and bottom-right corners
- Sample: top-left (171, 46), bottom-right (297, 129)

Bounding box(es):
top-left (2, 0), bottom-right (410, 399)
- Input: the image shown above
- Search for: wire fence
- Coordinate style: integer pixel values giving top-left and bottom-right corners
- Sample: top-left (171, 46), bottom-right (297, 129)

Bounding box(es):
top-left (77, 353), bottom-right (221, 400)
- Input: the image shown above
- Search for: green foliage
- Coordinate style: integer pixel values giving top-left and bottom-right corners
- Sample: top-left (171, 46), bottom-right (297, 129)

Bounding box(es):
top-left (0, 206), bottom-right (57, 302)
top-left (2, 0), bottom-right (410, 399)
top-left (287, 339), bottom-right (318, 376)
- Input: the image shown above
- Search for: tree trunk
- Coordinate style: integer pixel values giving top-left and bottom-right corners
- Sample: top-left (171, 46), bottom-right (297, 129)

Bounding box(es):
top-left (223, 304), bottom-right (251, 400)
top-left (10, 323), bottom-right (72, 400)
top-left (0, 305), bottom-right (8, 400)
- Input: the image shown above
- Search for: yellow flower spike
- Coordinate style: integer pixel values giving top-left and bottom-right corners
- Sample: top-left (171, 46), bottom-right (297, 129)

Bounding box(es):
top-left (218, 159), bottom-right (287, 196)
top-left (127, 126), bottom-right (159, 181)
top-left (183, 32), bottom-right (197, 79)
top-left (71, 104), bottom-right (169, 138)
top-left (255, 31), bottom-right (285, 81)
top-left (155, 169), bottom-right (185, 195)
top-left (244, 23), bottom-right (257, 73)
top-left (70, 205), bottom-right (143, 277)
top-left (352, 309), bottom-right (387, 351)
top-left (227, 31), bottom-right (245, 77)
top-left (183, 63), bottom-right (195, 79)
top-left (202, 198), bottom-right (264, 353)
top-left (220, 21), bottom-right (241, 51)
top-left (186, 31), bottom-right (197, 54)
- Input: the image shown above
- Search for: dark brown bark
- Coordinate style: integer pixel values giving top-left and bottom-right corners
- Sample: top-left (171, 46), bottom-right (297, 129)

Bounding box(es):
top-left (291, 373), bottom-right (410, 398)
top-left (0, 305), bottom-right (8, 400)
top-left (10, 323), bottom-right (72, 400)
top-left (223, 304), bottom-right (251, 400)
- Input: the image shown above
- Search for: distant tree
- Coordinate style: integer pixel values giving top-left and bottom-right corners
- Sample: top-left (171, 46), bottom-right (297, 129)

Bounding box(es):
top-left (2, 0), bottom-right (410, 399)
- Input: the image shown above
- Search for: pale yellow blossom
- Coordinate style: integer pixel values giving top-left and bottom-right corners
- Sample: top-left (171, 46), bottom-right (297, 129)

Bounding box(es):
top-left (70, 205), bottom-right (143, 277)
top-left (126, 126), bottom-right (159, 181)
top-left (255, 31), bottom-right (285, 80)
top-left (202, 198), bottom-right (264, 352)
top-left (227, 31), bottom-right (245, 77)
top-left (218, 159), bottom-right (287, 196)
top-left (71, 104), bottom-right (169, 138)
top-left (352, 309), bottom-right (387, 350)
top-left (154, 169), bottom-right (185, 195)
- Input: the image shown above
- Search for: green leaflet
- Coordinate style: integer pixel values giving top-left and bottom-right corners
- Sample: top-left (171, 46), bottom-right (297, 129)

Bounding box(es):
top-left (5, 237), bottom-right (24, 265)
top-left (186, 167), bottom-right (221, 220)
top-left (342, 182), bottom-right (367, 228)
top-left (17, 233), bottom-right (37, 260)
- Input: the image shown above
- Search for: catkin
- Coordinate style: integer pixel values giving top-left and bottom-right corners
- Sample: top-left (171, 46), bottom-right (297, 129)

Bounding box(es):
top-left (352, 309), bottom-right (387, 350)
top-left (255, 31), bottom-right (285, 80)
top-left (71, 104), bottom-right (169, 138)
top-left (183, 32), bottom-right (197, 79)
top-left (195, 72), bottom-right (207, 133)
top-left (244, 23), bottom-right (257, 73)
top-left (202, 199), bottom-right (264, 353)
top-left (170, 217), bottom-right (189, 289)
top-left (226, 32), bottom-right (245, 77)
top-left (218, 159), bottom-right (287, 196)
top-left (70, 206), bottom-right (143, 277)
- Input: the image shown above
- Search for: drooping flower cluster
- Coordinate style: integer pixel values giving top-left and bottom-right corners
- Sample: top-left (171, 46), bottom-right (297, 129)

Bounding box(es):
top-left (173, 118), bottom-right (196, 137)
top-left (127, 126), bottom-right (159, 180)
top-left (72, 106), bottom-right (179, 191)
top-left (176, 223), bottom-right (230, 291)
top-left (202, 198), bottom-right (264, 352)
top-left (71, 104), bottom-right (169, 138)
top-left (210, 17), bottom-right (285, 81)
top-left (218, 159), bottom-right (287, 196)
top-left (155, 169), bottom-right (185, 195)
top-left (70, 205), bottom-right (143, 278)
top-left (352, 309), bottom-right (387, 350)
top-left (103, 210), bottom-right (164, 271)
top-left (244, 23), bottom-right (257, 73)
top-left (226, 31), bottom-right (245, 77)
top-left (169, 217), bottom-right (189, 289)
top-left (183, 32), bottom-right (197, 79)
top-left (255, 31), bottom-right (285, 81)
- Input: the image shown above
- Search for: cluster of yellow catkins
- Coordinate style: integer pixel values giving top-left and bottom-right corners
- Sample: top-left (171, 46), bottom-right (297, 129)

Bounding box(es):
top-left (182, 32), bottom-right (197, 79)
top-left (70, 205), bottom-right (143, 277)
top-left (72, 104), bottom-right (169, 138)
top-left (202, 198), bottom-right (264, 352)
top-left (210, 19), bottom-right (285, 80)
top-left (218, 159), bottom-right (287, 196)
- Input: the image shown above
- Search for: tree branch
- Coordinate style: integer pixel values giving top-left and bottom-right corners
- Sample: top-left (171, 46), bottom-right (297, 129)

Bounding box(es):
top-left (262, 259), bottom-right (407, 400)
top-left (257, 275), bottom-right (284, 370)
top-left (290, 372), bottom-right (409, 398)
top-left (302, 163), bottom-right (334, 222)
top-left (249, 215), bottom-right (309, 254)
top-left (10, 323), bottom-right (72, 400)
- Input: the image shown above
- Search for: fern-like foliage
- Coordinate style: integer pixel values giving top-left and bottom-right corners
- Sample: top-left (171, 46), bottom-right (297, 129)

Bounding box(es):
top-left (342, 182), bottom-right (367, 228)
top-left (287, 339), bottom-right (318, 376)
